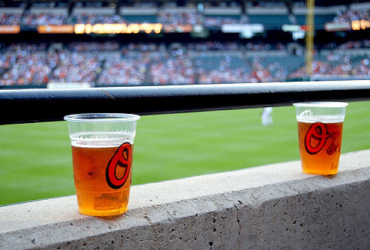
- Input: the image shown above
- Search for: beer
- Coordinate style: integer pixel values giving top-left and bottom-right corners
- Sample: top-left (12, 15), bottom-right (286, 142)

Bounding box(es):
top-left (71, 141), bottom-right (133, 216)
top-left (65, 113), bottom-right (140, 216)
top-left (297, 120), bottom-right (343, 176)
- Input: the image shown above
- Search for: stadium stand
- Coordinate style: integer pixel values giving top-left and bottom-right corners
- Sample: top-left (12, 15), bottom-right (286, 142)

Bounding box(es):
top-left (248, 14), bottom-right (291, 29)
top-left (22, 9), bottom-right (68, 26)
top-left (1, 38), bottom-right (370, 86)
top-left (49, 51), bottom-right (103, 84)
top-left (8, 48), bottom-right (367, 84)
top-left (97, 52), bottom-right (149, 85)
top-left (149, 51), bottom-right (196, 85)
top-left (204, 15), bottom-right (241, 28)
top-left (0, 0), bottom-right (370, 87)
top-left (0, 13), bottom-right (22, 25)
top-left (334, 9), bottom-right (370, 23)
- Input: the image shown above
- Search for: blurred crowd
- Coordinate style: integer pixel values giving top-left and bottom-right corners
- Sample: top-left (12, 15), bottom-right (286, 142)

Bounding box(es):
top-left (245, 42), bottom-right (287, 51)
top-left (0, 13), bottom-right (22, 25)
top-left (2, 6), bottom-right (370, 28)
top-left (50, 51), bottom-right (103, 84)
top-left (157, 11), bottom-right (203, 26)
top-left (2, 8), bottom-right (369, 29)
top-left (333, 10), bottom-right (370, 23)
top-left (204, 16), bottom-right (242, 27)
top-left (97, 53), bottom-right (149, 85)
top-left (68, 42), bottom-right (120, 52)
top-left (1, 40), bottom-right (370, 87)
top-left (323, 40), bottom-right (370, 50)
top-left (0, 52), bottom-right (59, 86)
top-left (150, 52), bottom-right (196, 85)
top-left (187, 42), bottom-right (239, 51)
top-left (21, 12), bottom-right (68, 26)
top-left (289, 56), bottom-right (370, 79)
top-left (0, 11), bottom-right (243, 27)
top-left (71, 13), bottom-right (125, 25)
top-left (197, 67), bottom-right (253, 84)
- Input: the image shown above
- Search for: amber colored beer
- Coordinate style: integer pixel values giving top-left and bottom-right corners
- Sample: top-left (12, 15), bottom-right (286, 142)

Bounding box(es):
top-left (298, 121), bottom-right (343, 175)
top-left (71, 143), bottom-right (133, 216)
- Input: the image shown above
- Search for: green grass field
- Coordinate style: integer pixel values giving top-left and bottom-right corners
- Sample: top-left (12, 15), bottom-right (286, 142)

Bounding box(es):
top-left (1, 101), bottom-right (370, 206)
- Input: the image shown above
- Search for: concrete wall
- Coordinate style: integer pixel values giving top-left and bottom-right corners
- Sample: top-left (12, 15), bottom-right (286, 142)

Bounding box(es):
top-left (1, 150), bottom-right (370, 249)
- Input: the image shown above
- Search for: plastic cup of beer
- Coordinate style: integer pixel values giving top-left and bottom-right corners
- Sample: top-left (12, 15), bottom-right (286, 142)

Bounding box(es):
top-left (293, 102), bottom-right (348, 176)
top-left (64, 113), bottom-right (140, 216)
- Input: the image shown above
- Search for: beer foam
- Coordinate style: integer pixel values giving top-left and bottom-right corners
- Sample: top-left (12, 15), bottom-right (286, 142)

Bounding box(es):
top-left (70, 132), bottom-right (134, 148)
top-left (296, 114), bottom-right (344, 123)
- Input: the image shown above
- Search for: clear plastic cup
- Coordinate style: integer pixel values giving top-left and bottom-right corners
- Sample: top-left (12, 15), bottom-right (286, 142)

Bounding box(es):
top-left (64, 113), bottom-right (140, 216)
top-left (293, 102), bottom-right (348, 176)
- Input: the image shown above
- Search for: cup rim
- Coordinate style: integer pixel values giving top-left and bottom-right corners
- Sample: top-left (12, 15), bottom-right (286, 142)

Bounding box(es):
top-left (64, 113), bottom-right (140, 122)
top-left (293, 102), bottom-right (348, 108)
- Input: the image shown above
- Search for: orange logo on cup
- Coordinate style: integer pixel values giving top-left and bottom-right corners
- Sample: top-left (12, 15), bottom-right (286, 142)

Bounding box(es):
top-left (305, 122), bottom-right (329, 154)
top-left (305, 122), bottom-right (337, 155)
top-left (106, 142), bottom-right (132, 189)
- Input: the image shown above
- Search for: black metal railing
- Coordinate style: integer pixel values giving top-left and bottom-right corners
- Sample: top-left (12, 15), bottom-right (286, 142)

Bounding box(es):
top-left (1, 81), bottom-right (370, 125)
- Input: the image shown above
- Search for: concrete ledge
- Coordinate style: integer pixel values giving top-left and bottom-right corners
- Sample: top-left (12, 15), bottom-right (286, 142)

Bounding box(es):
top-left (1, 150), bottom-right (370, 249)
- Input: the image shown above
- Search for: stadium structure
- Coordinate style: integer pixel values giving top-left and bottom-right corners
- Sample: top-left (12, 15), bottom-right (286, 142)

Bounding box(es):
top-left (0, 0), bottom-right (370, 88)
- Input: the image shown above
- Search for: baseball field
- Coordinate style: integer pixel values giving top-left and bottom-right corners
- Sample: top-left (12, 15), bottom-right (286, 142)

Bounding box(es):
top-left (0, 101), bottom-right (369, 206)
